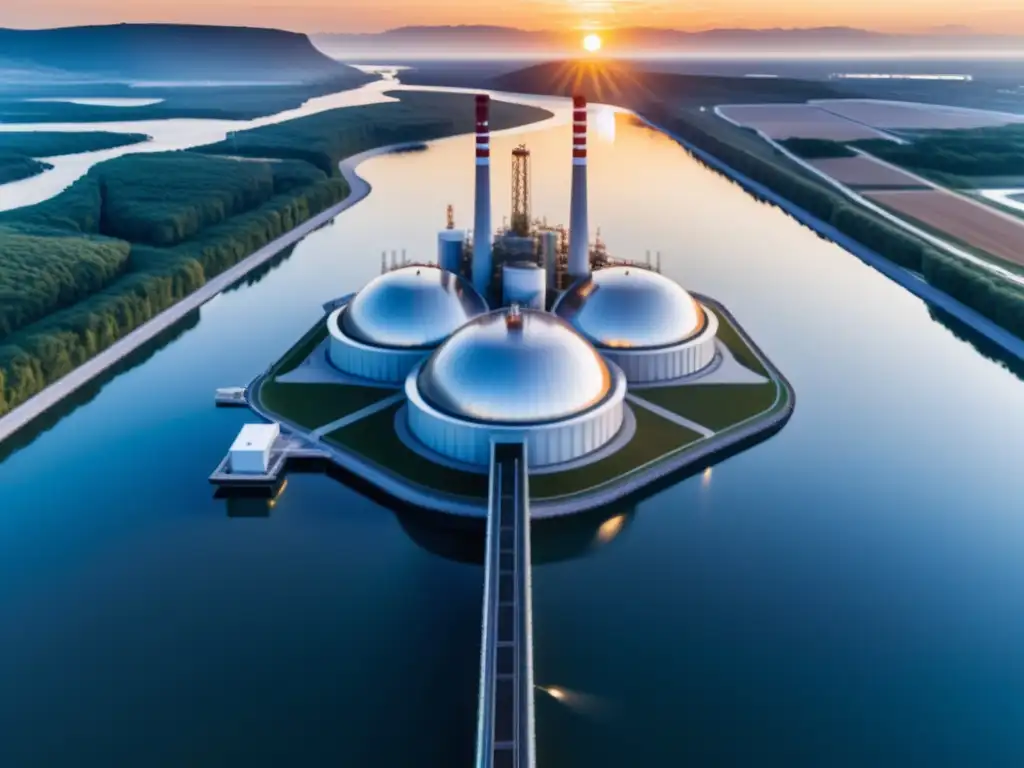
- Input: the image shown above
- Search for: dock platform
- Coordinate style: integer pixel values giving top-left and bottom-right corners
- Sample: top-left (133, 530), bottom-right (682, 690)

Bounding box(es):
top-left (215, 387), bottom-right (248, 407)
top-left (209, 436), bottom-right (328, 492)
top-left (476, 441), bottom-right (535, 768)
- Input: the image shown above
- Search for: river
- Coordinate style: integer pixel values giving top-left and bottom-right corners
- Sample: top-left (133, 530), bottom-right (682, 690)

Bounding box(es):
top-left (2, 87), bottom-right (1024, 766)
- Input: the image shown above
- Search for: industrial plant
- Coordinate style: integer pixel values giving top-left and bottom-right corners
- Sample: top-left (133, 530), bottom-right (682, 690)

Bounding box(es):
top-left (316, 93), bottom-right (721, 469)
top-left (213, 90), bottom-right (793, 768)
top-left (215, 90), bottom-right (791, 520)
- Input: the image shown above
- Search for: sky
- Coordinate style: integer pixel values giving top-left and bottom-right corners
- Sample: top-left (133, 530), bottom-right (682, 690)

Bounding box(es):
top-left (1, 0), bottom-right (1023, 35)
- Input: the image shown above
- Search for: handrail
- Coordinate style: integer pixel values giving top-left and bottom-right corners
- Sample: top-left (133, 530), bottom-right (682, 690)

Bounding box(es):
top-left (475, 441), bottom-right (535, 768)
top-left (516, 444), bottom-right (537, 768)
top-left (474, 442), bottom-right (503, 766)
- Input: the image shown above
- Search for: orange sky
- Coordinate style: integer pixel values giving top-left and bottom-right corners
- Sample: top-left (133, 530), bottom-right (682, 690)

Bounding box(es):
top-left (2, 0), bottom-right (1022, 35)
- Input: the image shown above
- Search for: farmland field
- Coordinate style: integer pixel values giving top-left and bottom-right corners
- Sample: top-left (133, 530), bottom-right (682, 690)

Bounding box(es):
top-left (717, 104), bottom-right (892, 141)
top-left (865, 188), bottom-right (1024, 267)
top-left (810, 156), bottom-right (928, 188)
top-left (812, 100), bottom-right (1024, 130)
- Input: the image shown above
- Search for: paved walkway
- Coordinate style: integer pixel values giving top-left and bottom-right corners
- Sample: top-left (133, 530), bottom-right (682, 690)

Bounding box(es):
top-left (0, 142), bottom-right (420, 447)
top-left (310, 393), bottom-right (405, 439)
top-left (625, 394), bottom-right (715, 438)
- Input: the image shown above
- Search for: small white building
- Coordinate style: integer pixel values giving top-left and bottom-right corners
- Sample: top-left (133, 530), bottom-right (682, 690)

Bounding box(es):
top-left (229, 423), bottom-right (280, 474)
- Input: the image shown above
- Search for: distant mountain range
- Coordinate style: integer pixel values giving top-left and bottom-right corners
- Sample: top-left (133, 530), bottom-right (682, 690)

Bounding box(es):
top-left (315, 25), bottom-right (1024, 58)
top-left (0, 24), bottom-right (370, 84)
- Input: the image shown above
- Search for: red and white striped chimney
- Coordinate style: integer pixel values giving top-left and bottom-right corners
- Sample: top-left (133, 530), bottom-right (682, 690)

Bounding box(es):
top-left (572, 94), bottom-right (587, 166)
top-left (475, 94), bottom-right (490, 165)
top-left (568, 94), bottom-right (590, 280)
top-left (472, 94), bottom-right (493, 296)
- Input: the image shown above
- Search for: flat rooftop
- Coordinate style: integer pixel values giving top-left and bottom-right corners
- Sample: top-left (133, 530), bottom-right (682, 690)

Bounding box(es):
top-left (230, 423), bottom-right (279, 453)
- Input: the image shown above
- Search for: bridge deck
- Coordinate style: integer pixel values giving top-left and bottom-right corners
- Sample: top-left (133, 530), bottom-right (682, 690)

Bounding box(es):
top-left (476, 442), bottom-right (535, 768)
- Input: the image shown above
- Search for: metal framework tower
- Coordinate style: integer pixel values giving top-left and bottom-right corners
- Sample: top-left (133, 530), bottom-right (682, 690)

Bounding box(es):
top-left (510, 144), bottom-right (531, 236)
top-left (446, 204), bottom-right (455, 229)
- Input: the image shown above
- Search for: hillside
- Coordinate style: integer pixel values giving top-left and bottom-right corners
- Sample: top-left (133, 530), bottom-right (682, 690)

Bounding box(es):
top-left (490, 61), bottom-right (854, 109)
top-left (0, 24), bottom-right (368, 84)
top-left (315, 24), bottom-right (1024, 58)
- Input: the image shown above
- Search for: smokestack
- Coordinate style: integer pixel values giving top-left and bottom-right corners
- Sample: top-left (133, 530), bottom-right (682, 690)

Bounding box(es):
top-left (568, 94), bottom-right (590, 282)
top-left (472, 94), bottom-right (493, 298)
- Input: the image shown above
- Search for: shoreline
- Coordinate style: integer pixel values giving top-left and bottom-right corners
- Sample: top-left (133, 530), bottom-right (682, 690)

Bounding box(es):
top-left (637, 114), bottom-right (1024, 363)
top-left (244, 299), bottom-right (794, 519)
top-left (0, 141), bottom-right (419, 447)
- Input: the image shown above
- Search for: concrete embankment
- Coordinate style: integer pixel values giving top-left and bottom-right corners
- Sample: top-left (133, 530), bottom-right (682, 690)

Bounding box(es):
top-left (0, 141), bottom-right (420, 447)
top-left (639, 115), bottom-right (1024, 363)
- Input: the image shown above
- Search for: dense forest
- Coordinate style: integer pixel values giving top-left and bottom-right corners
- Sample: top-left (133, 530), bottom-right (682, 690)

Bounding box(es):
top-left (0, 153), bottom-right (50, 184)
top-left (856, 124), bottom-right (1024, 177)
top-left (0, 132), bottom-right (150, 158)
top-left (0, 92), bottom-right (552, 417)
top-left (0, 132), bottom-right (149, 184)
top-left (195, 90), bottom-right (553, 175)
top-left (640, 102), bottom-right (1024, 343)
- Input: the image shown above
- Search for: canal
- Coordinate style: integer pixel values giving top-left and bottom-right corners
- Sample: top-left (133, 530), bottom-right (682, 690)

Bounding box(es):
top-left (1, 87), bottom-right (1024, 766)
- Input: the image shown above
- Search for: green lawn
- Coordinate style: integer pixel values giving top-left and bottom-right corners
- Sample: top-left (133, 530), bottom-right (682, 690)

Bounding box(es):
top-left (325, 403), bottom-right (705, 502)
top-left (530, 406), bottom-right (702, 500)
top-left (635, 383), bottom-right (778, 432)
top-left (270, 321), bottom-right (330, 377)
top-left (325, 402), bottom-right (490, 499)
top-left (259, 380), bottom-right (396, 431)
top-left (710, 307), bottom-right (770, 377)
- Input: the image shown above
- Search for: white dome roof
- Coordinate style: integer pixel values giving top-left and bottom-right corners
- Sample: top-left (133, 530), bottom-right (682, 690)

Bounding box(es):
top-left (555, 266), bottom-right (706, 349)
top-left (341, 265), bottom-right (487, 349)
top-left (416, 308), bottom-right (613, 424)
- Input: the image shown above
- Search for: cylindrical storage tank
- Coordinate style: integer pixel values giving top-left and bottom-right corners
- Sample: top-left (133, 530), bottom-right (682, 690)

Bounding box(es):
top-left (437, 229), bottom-right (465, 274)
top-left (502, 262), bottom-right (546, 310)
top-left (540, 231), bottom-right (558, 292)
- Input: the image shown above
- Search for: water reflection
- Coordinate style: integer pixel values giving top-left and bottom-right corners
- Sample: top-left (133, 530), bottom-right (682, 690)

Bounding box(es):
top-left (392, 504), bottom-right (636, 566)
top-left (0, 309), bottom-right (201, 463)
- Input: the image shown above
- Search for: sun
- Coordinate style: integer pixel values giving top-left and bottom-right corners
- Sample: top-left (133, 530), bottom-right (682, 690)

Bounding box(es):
top-left (582, 33), bottom-right (602, 53)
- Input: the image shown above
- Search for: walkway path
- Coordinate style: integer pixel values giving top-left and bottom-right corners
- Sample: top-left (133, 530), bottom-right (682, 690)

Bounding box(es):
top-left (0, 142), bottom-right (419, 447)
top-left (626, 394), bottom-right (715, 438)
top-left (310, 393), bottom-right (405, 439)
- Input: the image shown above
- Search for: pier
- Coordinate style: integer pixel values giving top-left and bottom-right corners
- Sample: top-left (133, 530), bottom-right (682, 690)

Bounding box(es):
top-left (476, 442), bottom-right (535, 768)
top-left (209, 432), bottom-right (327, 492)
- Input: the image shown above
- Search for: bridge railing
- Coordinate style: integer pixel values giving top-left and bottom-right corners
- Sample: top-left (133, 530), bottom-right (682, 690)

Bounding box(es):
top-left (475, 441), bottom-right (535, 768)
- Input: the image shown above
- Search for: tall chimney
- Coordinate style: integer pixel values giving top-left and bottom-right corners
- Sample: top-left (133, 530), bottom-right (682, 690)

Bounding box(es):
top-left (472, 94), bottom-right (493, 298)
top-left (568, 94), bottom-right (590, 282)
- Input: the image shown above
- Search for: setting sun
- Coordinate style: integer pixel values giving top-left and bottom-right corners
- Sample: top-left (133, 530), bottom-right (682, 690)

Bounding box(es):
top-left (582, 33), bottom-right (602, 53)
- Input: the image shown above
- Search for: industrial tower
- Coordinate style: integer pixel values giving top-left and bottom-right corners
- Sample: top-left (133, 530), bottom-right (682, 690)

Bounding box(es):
top-left (568, 94), bottom-right (591, 282)
top-left (472, 95), bottom-right (493, 297)
top-left (510, 144), bottom-right (531, 237)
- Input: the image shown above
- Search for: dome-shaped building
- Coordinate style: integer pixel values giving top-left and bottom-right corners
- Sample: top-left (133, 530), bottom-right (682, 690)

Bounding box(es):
top-left (554, 266), bottom-right (718, 383)
top-left (405, 306), bottom-right (626, 467)
top-left (328, 265), bottom-right (488, 383)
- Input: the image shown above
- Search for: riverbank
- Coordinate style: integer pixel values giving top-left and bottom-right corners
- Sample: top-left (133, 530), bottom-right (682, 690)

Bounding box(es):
top-left (245, 296), bottom-right (794, 517)
top-left (0, 142), bottom-right (424, 446)
top-left (640, 114), bottom-right (1024, 363)
top-left (0, 91), bottom-right (553, 431)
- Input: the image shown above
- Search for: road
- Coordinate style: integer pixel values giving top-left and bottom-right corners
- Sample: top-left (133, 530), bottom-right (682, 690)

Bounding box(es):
top-left (0, 142), bottom-right (417, 447)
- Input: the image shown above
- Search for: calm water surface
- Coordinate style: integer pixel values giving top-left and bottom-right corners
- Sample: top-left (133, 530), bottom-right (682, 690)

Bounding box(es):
top-left (2, 97), bottom-right (1024, 766)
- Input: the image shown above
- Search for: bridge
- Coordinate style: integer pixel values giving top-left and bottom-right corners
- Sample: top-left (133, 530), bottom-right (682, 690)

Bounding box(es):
top-left (475, 441), bottom-right (536, 768)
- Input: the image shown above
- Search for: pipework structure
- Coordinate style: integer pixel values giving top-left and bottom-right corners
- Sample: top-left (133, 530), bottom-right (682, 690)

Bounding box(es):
top-left (510, 145), bottom-right (531, 237)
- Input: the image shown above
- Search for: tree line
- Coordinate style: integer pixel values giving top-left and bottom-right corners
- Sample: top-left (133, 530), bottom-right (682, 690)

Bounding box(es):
top-left (0, 92), bottom-right (553, 416)
top-left (856, 125), bottom-right (1024, 178)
